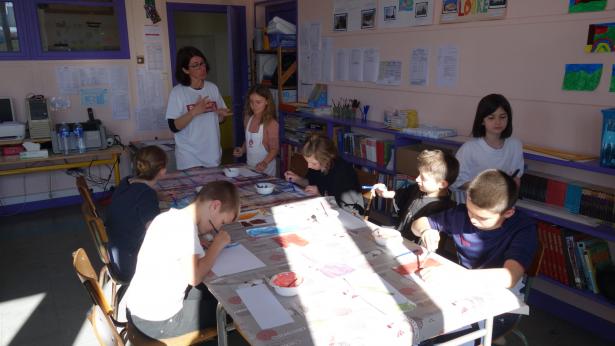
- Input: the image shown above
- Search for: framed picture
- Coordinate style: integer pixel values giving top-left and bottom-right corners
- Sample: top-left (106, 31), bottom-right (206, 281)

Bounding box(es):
top-left (489, 0), bottom-right (507, 9)
top-left (415, 2), bottom-right (428, 17)
top-left (442, 0), bottom-right (458, 14)
top-left (361, 8), bottom-right (376, 29)
top-left (334, 13), bottom-right (348, 31)
top-left (384, 5), bottom-right (397, 21)
top-left (600, 108), bottom-right (615, 168)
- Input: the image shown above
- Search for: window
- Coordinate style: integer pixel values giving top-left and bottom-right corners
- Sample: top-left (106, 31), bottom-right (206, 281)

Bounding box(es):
top-left (0, 0), bottom-right (129, 60)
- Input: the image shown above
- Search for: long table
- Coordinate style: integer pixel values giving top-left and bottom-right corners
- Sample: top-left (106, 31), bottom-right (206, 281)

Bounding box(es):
top-left (0, 146), bottom-right (123, 185)
top-left (156, 166), bottom-right (526, 345)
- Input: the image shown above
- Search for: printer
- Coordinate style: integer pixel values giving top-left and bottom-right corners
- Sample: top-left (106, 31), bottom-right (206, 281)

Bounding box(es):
top-left (0, 121), bottom-right (26, 140)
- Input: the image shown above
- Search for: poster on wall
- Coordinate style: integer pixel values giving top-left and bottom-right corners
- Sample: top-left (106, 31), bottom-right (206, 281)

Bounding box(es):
top-left (562, 64), bottom-right (603, 91)
top-left (585, 22), bottom-right (615, 53)
top-left (569, 0), bottom-right (607, 13)
top-left (378, 0), bottom-right (434, 28)
top-left (440, 0), bottom-right (507, 23)
top-left (333, 0), bottom-right (377, 32)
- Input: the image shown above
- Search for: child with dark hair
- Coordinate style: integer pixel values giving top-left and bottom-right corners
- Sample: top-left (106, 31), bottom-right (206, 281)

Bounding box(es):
top-left (126, 180), bottom-right (240, 340)
top-left (454, 94), bottom-right (524, 189)
top-left (233, 85), bottom-right (280, 176)
top-left (105, 145), bottom-right (167, 283)
top-left (412, 169), bottom-right (538, 345)
top-left (166, 46), bottom-right (230, 169)
top-left (372, 149), bottom-right (458, 240)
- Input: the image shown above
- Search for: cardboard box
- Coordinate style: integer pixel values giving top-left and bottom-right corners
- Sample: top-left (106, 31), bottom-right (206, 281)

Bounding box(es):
top-left (395, 143), bottom-right (455, 177)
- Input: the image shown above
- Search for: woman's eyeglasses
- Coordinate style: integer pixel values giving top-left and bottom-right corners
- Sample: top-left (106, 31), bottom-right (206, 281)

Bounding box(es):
top-left (188, 62), bottom-right (206, 69)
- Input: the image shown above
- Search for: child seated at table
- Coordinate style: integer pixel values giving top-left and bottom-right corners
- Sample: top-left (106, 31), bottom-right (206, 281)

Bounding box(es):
top-left (105, 145), bottom-right (167, 283)
top-left (371, 149), bottom-right (458, 241)
top-left (125, 181), bottom-right (240, 340)
top-left (411, 169), bottom-right (538, 345)
top-left (284, 133), bottom-right (364, 215)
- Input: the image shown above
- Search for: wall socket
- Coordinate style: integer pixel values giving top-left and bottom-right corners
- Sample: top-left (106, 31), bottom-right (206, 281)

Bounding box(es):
top-left (137, 55), bottom-right (145, 64)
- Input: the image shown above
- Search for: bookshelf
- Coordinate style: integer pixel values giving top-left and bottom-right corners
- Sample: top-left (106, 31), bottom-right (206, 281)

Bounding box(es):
top-left (279, 110), bottom-right (615, 341)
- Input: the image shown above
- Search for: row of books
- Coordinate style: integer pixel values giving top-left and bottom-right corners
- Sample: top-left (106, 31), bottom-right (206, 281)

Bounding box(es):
top-left (283, 115), bottom-right (326, 144)
top-left (520, 172), bottom-right (615, 224)
top-left (537, 222), bottom-right (612, 294)
top-left (333, 128), bottom-right (394, 168)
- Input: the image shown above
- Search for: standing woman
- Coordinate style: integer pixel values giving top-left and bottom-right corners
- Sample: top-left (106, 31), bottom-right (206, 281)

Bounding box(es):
top-left (233, 85), bottom-right (279, 176)
top-left (166, 46), bottom-right (230, 170)
top-left (105, 145), bottom-right (167, 283)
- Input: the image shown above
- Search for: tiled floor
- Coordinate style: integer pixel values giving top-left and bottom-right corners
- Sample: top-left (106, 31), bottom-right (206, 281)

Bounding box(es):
top-left (0, 204), bottom-right (612, 346)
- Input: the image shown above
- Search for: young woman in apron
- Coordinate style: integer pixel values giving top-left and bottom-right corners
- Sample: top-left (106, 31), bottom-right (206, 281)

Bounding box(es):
top-left (233, 85), bottom-right (279, 176)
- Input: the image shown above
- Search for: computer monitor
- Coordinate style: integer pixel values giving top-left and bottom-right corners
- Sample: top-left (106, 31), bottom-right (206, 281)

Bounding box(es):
top-left (0, 97), bottom-right (15, 123)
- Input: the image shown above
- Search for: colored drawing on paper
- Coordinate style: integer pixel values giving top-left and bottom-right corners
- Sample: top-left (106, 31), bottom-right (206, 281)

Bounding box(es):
top-left (272, 234), bottom-right (309, 248)
top-left (399, 0), bottom-right (414, 11)
top-left (610, 66), bottom-right (615, 92)
top-left (569, 0), bottom-right (607, 13)
top-left (442, 0), bottom-right (457, 13)
top-left (562, 64), bottom-right (603, 91)
top-left (586, 23), bottom-right (615, 53)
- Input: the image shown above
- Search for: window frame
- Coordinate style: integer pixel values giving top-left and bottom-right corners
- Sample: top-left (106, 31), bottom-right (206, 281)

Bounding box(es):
top-left (0, 0), bottom-right (130, 60)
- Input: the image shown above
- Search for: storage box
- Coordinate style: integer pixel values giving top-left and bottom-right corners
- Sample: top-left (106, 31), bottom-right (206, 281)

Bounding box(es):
top-left (270, 89), bottom-right (297, 106)
top-left (395, 144), bottom-right (455, 177)
top-left (267, 33), bottom-right (296, 48)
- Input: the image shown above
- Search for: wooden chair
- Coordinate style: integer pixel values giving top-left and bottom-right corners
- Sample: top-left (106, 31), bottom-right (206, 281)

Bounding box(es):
top-left (76, 176), bottom-right (100, 218)
top-left (73, 248), bottom-right (127, 346)
top-left (81, 202), bottom-right (110, 266)
top-left (354, 168), bottom-right (379, 221)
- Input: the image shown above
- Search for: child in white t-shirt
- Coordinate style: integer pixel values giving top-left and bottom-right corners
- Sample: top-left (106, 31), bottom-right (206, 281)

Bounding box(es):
top-left (126, 181), bottom-right (240, 340)
top-left (453, 94), bottom-right (524, 190)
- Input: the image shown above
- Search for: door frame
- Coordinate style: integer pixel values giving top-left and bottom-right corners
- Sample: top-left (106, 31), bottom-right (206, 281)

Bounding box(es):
top-left (166, 2), bottom-right (248, 148)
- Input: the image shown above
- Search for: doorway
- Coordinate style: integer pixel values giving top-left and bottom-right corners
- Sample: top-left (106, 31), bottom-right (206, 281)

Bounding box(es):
top-left (167, 3), bottom-right (248, 161)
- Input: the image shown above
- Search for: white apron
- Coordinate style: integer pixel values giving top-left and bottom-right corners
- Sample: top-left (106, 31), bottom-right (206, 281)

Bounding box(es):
top-left (246, 116), bottom-right (276, 176)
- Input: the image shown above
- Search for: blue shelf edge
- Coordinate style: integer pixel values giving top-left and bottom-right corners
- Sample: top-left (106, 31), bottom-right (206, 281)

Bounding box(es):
top-left (529, 286), bottom-right (615, 342)
top-left (536, 275), bottom-right (615, 309)
top-left (516, 205), bottom-right (615, 242)
top-left (340, 153), bottom-right (395, 175)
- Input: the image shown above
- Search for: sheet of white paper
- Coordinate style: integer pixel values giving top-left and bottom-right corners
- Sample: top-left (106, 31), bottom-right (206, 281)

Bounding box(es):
top-left (238, 167), bottom-right (261, 177)
top-left (111, 93), bottom-right (130, 120)
top-left (145, 43), bottom-right (164, 71)
top-left (336, 210), bottom-right (368, 230)
top-left (436, 45), bottom-right (458, 88)
top-left (211, 244), bottom-right (266, 277)
top-left (335, 48), bottom-right (350, 81)
top-left (349, 48), bottom-right (364, 81)
top-left (377, 60), bottom-right (402, 85)
top-left (56, 66), bottom-right (80, 95)
top-left (343, 271), bottom-right (416, 312)
top-left (308, 22), bottom-right (321, 51)
top-left (310, 51), bottom-right (322, 82)
top-left (80, 67), bottom-right (109, 86)
top-left (136, 68), bottom-right (167, 131)
top-left (362, 48), bottom-right (379, 82)
top-left (299, 52), bottom-right (312, 84)
top-left (108, 66), bottom-right (129, 92)
top-left (299, 23), bottom-right (309, 52)
top-left (236, 284), bottom-right (293, 329)
top-left (321, 38), bottom-right (334, 82)
top-left (410, 47), bottom-right (430, 86)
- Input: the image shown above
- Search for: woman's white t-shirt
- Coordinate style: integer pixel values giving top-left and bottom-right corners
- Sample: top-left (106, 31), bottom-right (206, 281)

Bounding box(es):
top-left (165, 82), bottom-right (227, 170)
top-left (453, 137), bottom-right (524, 188)
top-left (126, 208), bottom-right (205, 321)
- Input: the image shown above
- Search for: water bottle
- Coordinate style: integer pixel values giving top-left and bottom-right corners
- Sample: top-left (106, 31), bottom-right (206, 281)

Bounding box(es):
top-left (59, 122), bottom-right (70, 155)
top-left (74, 123), bottom-right (86, 153)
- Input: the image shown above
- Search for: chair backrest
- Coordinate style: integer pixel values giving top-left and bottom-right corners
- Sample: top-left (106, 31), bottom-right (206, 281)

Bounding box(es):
top-left (76, 176), bottom-right (99, 218)
top-left (355, 168), bottom-right (379, 221)
top-left (73, 248), bottom-right (125, 346)
top-left (81, 202), bottom-right (110, 265)
top-left (527, 240), bottom-right (544, 278)
top-left (290, 153), bottom-right (308, 177)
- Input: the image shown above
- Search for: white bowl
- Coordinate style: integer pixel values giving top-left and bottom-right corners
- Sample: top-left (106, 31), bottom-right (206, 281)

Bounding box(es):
top-left (255, 182), bottom-right (274, 195)
top-left (270, 271), bottom-right (304, 296)
top-left (223, 167), bottom-right (239, 177)
top-left (372, 227), bottom-right (403, 247)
